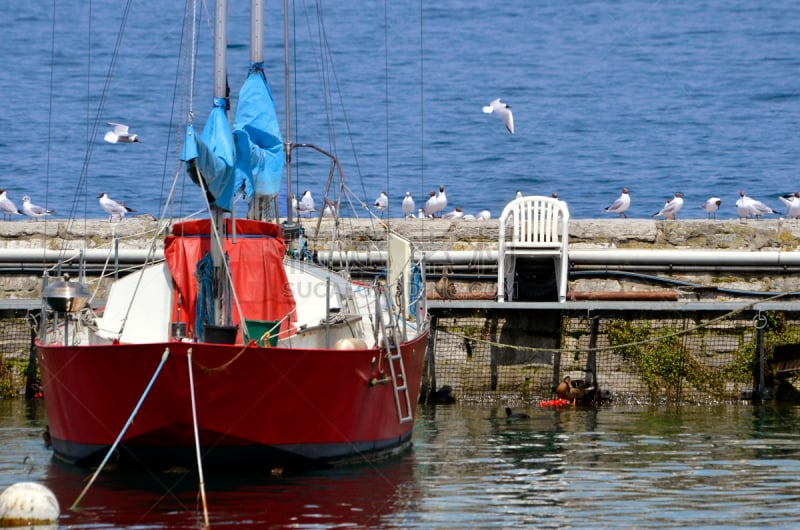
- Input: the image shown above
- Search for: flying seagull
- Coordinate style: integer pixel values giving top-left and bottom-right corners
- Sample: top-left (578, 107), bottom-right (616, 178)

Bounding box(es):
top-left (22, 196), bottom-right (54, 219)
top-left (104, 122), bottom-right (140, 144)
top-left (482, 98), bottom-right (514, 134)
top-left (98, 192), bottom-right (135, 221)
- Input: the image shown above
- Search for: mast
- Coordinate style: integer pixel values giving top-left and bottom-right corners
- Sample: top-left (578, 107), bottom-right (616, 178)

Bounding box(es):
top-left (283, 0), bottom-right (295, 226)
top-left (211, 0), bottom-right (228, 326)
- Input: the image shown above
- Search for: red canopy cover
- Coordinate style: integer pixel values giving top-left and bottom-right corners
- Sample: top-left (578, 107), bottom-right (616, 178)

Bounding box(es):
top-left (164, 219), bottom-right (296, 340)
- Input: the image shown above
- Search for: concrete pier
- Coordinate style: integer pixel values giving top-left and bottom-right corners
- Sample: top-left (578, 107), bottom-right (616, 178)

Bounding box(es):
top-left (1, 216), bottom-right (799, 301)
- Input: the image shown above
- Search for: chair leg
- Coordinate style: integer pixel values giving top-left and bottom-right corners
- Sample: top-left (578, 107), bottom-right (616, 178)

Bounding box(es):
top-left (504, 258), bottom-right (516, 302)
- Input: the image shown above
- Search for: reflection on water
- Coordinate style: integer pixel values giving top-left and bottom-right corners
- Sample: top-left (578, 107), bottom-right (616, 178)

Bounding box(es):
top-left (2, 400), bottom-right (800, 528)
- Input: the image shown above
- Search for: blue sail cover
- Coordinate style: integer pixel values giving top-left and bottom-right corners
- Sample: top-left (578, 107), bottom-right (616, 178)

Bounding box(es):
top-left (233, 68), bottom-right (285, 196)
top-left (192, 101), bottom-right (248, 211)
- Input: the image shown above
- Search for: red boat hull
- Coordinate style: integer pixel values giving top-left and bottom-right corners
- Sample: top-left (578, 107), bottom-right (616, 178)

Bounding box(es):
top-left (37, 332), bottom-right (428, 470)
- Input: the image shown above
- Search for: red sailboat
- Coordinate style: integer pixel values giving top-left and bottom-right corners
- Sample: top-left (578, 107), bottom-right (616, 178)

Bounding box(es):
top-left (36, 0), bottom-right (429, 471)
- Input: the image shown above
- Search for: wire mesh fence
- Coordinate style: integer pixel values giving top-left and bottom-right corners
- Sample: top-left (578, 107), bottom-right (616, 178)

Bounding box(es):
top-left (429, 308), bottom-right (800, 405)
top-left (0, 311), bottom-right (37, 398)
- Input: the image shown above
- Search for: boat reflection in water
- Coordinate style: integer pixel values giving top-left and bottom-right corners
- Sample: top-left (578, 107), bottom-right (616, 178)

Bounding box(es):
top-left (42, 453), bottom-right (420, 528)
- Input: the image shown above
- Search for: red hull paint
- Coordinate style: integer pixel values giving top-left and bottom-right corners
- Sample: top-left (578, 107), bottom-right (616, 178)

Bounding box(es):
top-left (37, 332), bottom-right (428, 469)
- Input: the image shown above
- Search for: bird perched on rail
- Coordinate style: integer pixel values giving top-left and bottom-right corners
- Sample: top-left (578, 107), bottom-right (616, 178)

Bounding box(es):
top-left (0, 190), bottom-right (22, 220)
top-left (22, 196), bottom-right (54, 219)
top-left (98, 192), bottom-right (135, 221)
top-left (104, 122), bottom-right (140, 144)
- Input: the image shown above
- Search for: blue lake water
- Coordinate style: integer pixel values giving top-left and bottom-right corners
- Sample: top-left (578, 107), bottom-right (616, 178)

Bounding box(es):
top-left (3, 399), bottom-right (800, 528)
top-left (1, 0), bottom-right (798, 222)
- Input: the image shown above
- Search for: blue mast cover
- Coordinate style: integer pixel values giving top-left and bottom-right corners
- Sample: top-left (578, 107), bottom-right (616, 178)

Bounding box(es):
top-left (233, 68), bottom-right (285, 196)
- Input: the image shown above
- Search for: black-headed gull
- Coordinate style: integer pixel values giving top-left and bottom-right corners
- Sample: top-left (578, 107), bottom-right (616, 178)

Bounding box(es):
top-left (423, 191), bottom-right (437, 217)
top-left (321, 197), bottom-right (336, 218)
top-left (443, 207), bottom-right (464, 220)
top-left (432, 185), bottom-right (447, 217)
top-left (653, 192), bottom-right (684, 220)
top-left (22, 196), bottom-right (54, 219)
top-left (482, 98), bottom-right (514, 134)
top-left (779, 192), bottom-right (800, 220)
top-left (701, 197), bottom-right (721, 219)
top-left (297, 190), bottom-right (315, 216)
top-left (736, 190), bottom-right (779, 221)
top-left (475, 210), bottom-right (491, 220)
top-left (104, 122), bottom-right (140, 144)
top-left (402, 192), bottom-right (415, 218)
top-left (604, 188), bottom-right (631, 218)
top-left (98, 192), bottom-right (135, 221)
top-left (0, 190), bottom-right (22, 220)
top-left (374, 191), bottom-right (388, 216)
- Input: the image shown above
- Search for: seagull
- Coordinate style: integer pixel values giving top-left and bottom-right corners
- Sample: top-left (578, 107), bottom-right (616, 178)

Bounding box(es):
top-left (297, 190), bottom-right (315, 216)
top-left (22, 196), bottom-right (54, 219)
top-left (653, 192), bottom-right (684, 220)
top-left (98, 192), bottom-right (134, 221)
top-left (443, 207), bottom-right (464, 220)
top-left (374, 191), bottom-right (388, 217)
top-left (0, 190), bottom-right (22, 220)
top-left (701, 197), bottom-right (722, 219)
top-left (736, 190), bottom-right (779, 221)
top-left (423, 191), bottom-right (438, 217)
top-left (482, 98), bottom-right (514, 134)
top-left (604, 188), bottom-right (631, 218)
top-left (402, 192), bottom-right (415, 218)
top-left (432, 185), bottom-right (447, 217)
top-left (321, 197), bottom-right (336, 218)
top-left (515, 190), bottom-right (523, 200)
top-left (778, 192), bottom-right (800, 220)
top-left (104, 122), bottom-right (140, 144)
top-left (475, 210), bottom-right (491, 220)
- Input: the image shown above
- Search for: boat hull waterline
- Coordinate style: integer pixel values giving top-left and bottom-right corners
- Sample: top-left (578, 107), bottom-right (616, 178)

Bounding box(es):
top-left (37, 332), bottom-right (428, 470)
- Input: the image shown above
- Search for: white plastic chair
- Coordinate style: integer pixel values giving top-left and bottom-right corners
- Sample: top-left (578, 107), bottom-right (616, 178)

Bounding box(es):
top-left (497, 195), bottom-right (569, 302)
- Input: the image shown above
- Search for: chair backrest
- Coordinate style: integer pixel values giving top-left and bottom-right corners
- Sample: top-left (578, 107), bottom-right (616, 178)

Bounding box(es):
top-left (499, 195), bottom-right (569, 248)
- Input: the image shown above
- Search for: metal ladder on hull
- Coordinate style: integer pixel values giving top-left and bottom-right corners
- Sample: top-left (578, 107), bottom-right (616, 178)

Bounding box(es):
top-left (375, 284), bottom-right (413, 424)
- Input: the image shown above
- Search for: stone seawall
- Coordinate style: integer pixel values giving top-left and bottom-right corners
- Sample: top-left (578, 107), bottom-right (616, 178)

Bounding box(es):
top-left (1, 216), bottom-right (800, 300)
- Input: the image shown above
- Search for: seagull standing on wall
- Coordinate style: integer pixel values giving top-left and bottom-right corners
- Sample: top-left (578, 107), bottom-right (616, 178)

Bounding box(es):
top-left (604, 188), bottom-right (630, 218)
top-left (653, 192), bottom-right (684, 220)
top-left (98, 192), bottom-right (134, 221)
top-left (297, 190), bottom-right (315, 216)
top-left (104, 122), bottom-right (140, 144)
top-left (736, 190), bottom-right (779, 221)
top-left (701, 197), bottom-right (721, 219)
top-left (374, 191), bottom-right (388, 217)
top-left (778, 192), bottom-right (800, 220)
top-left (482, 98), bottom-right (514, 134)
top-left (0, 190), bottom-right (22, 220)
top-left (22, 196), bottom-right (54, 219)
top-left (434, 185), bottom-right (447, 217)
top-left (402, 192), bottom-right (415, 218)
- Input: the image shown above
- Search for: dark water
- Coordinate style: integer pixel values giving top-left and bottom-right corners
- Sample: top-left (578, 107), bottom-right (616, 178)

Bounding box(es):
top-left (1, 1), bottom-right (798, 222)
top-left (3, 399), bottom-right (800, 528)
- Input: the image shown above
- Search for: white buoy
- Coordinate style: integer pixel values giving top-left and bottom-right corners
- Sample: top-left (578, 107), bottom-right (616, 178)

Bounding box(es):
top-left (0, 482), bottom-right (60, 527)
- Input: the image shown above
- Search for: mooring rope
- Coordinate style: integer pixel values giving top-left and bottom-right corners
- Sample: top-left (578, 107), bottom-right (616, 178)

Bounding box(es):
top-left (187, 350), bottom-right (210, 528)
top-left (72, 348), bottom-right (171, 510)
